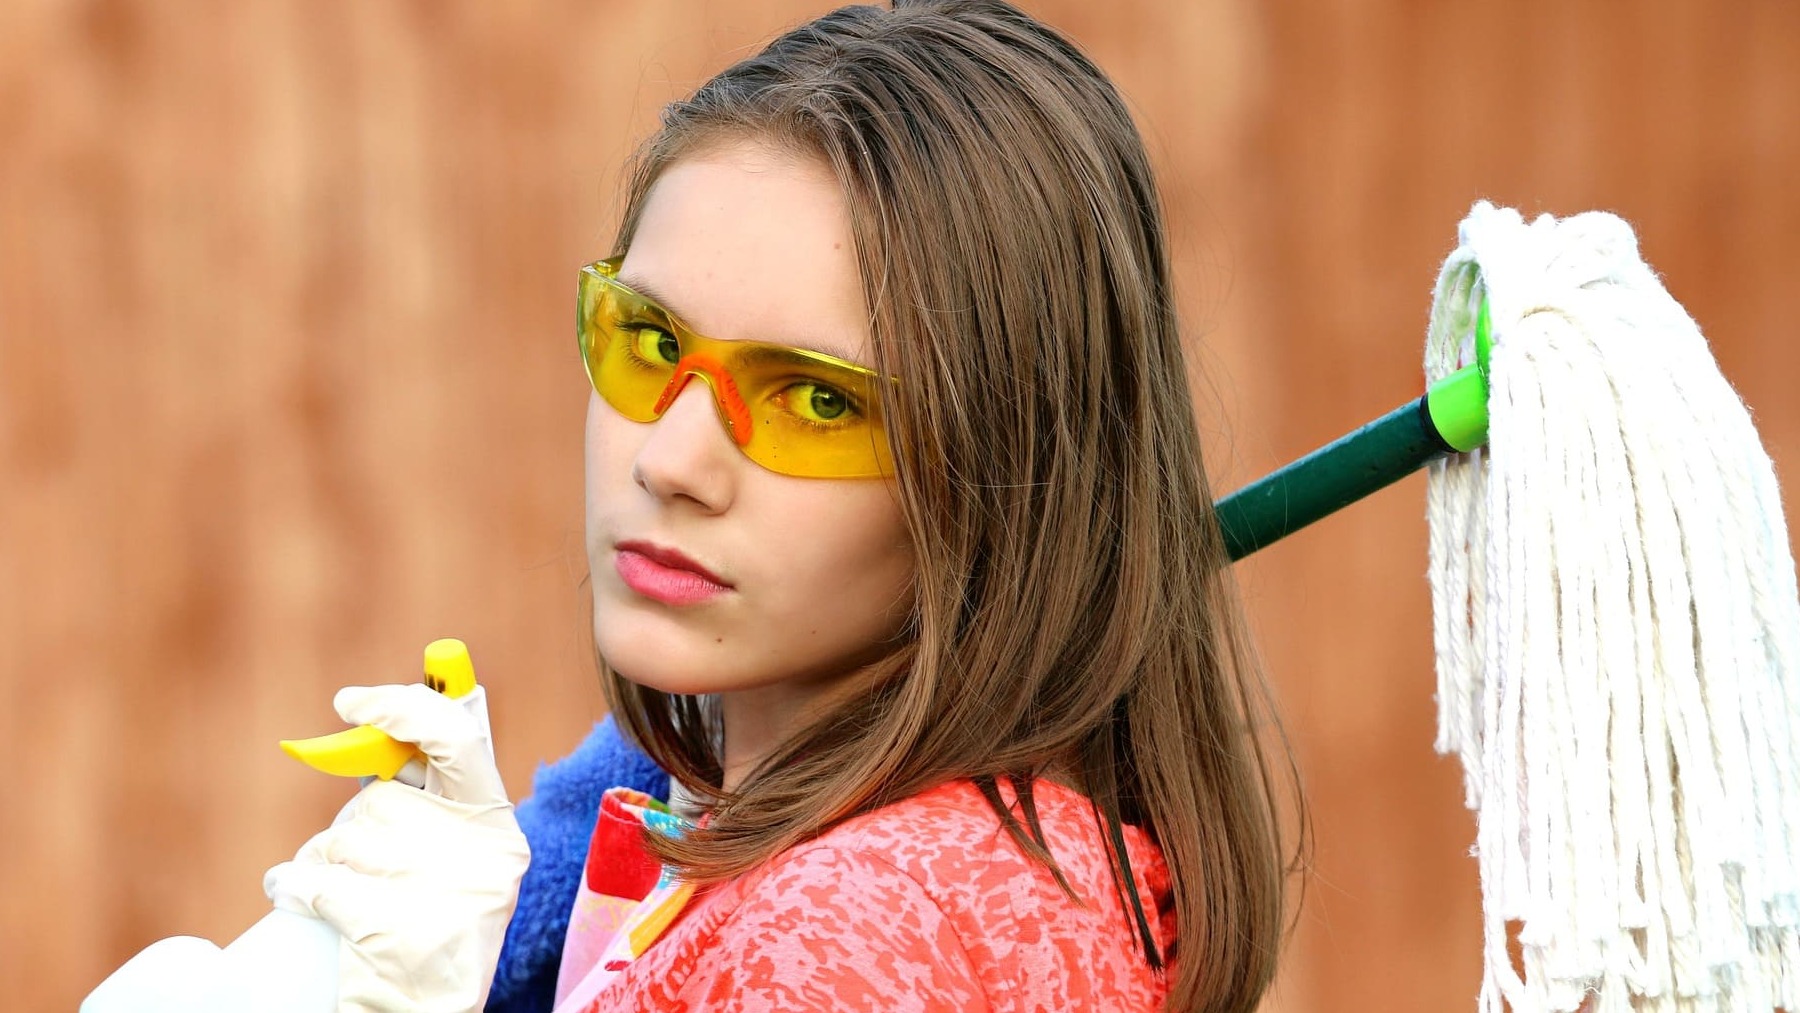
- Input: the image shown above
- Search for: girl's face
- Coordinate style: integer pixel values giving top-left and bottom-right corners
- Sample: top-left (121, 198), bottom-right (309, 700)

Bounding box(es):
top-left (585, 140), bottom-right (915, 710)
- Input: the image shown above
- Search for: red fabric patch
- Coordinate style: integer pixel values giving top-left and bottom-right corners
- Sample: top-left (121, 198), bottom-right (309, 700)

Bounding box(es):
top-left (583, 792), bottom-right (663, 900)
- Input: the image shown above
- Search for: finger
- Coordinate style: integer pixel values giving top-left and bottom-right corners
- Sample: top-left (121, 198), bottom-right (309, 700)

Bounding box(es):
top-left (334, 684), bottom-right (507, 805)
top-left (263, 859), bottom-right (405, 946)
top-left (290, 817), bottom-right (420, 881)
top-left (294, 784), bottom-right (510, 878)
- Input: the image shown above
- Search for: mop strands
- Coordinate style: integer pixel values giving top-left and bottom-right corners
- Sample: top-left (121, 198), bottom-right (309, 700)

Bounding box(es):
top-left (1425, 201), bottom-right (1800, 1012)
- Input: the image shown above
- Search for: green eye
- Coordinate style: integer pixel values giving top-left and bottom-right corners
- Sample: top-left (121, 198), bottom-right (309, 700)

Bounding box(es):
top-left (632, 327), bottom-right (679, 365)
top-left (792, 383), bottom-right (851, 422)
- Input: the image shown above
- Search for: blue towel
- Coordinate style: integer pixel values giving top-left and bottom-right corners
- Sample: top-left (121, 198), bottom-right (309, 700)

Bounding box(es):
top-left (485, 716), bottom-right (668, 1013)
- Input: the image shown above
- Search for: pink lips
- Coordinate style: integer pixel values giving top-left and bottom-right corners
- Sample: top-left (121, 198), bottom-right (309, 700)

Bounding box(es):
top-left (614, 540), bottom-right (732, 605)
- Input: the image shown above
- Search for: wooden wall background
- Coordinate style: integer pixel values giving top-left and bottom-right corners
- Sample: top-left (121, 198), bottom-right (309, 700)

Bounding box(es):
top-left (2, 1), bottom-right (1795, 1009)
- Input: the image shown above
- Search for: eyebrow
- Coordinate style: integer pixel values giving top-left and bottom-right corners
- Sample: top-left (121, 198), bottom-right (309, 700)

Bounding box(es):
top-left (617, 270), bottom-right (866, 366)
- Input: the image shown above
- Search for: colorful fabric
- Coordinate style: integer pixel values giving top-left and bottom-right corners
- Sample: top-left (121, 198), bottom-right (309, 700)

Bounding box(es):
top-left (559, 778), bottom-right (1174, 1012)
top-left (553, 789), bottom-right (697, 1012)
top-left (487, 717), bottom-right (670, 1013)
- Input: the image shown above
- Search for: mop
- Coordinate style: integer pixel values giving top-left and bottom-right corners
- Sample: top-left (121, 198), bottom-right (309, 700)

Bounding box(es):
top-left (1218, 200), bottom-right (1800, 1012)
top-left (1426, 203), bottom-right (1800, 1012)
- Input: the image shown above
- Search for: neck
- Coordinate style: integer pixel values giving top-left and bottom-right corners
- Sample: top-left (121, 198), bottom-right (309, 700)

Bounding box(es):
top-left (717, 688), bottom-right (793, 793)
top-left (716, 663), bottom-right (889, 792)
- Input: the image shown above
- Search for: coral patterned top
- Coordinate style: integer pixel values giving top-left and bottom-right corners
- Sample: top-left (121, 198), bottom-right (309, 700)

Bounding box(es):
top-left (554, 778), bottom-right (1175, 1012)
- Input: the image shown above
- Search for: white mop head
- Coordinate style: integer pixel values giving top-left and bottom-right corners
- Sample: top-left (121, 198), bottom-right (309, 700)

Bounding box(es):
top-left (1425, 201), bottom-right (1800, 1013)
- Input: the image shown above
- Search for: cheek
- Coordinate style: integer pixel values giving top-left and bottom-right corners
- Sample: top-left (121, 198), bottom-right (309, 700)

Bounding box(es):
top-left (585, 394), bottom-right (636, 509)
top-left (761, 485), bottom-right (914, 639)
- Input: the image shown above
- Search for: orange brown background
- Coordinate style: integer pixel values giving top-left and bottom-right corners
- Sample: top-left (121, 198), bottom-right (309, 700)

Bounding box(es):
top-left (3, 2), bottom-right (1796, 1010)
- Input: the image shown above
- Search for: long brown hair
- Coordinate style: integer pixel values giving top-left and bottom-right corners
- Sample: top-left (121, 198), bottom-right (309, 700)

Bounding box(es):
top-left (597, 3), bottom-right (1300, 1009)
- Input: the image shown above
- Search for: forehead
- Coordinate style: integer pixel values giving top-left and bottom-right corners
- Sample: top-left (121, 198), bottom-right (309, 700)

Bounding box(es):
top-left (619, 140), bottom-right (870, 363)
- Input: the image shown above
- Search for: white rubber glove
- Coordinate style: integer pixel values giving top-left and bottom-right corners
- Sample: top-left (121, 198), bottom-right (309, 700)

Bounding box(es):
top-left (263, 684), bottom-right (531, 1013)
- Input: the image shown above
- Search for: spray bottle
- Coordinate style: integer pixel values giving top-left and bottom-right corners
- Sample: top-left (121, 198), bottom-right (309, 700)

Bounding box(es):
top-left (81, 639), bottom-right (485, 1013)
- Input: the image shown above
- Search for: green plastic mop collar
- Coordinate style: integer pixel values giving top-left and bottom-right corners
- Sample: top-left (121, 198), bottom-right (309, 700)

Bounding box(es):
top-left (1425, 296), bottom-right (1492, 454)
top-left (1213, 295), bottom-right (1493, 560)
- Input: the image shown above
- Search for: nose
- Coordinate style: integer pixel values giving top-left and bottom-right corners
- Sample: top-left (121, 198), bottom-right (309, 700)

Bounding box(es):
top-left (632, 376), bottom-right (738, 511)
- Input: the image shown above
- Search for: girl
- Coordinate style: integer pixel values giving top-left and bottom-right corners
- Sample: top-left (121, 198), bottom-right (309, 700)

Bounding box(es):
top-left (274, 2), bottom-right (1299, 1010)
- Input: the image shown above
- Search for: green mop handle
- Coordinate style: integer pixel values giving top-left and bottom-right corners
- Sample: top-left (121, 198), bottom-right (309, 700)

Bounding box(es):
top-left (1215, 301), bottom-right (1492, 561)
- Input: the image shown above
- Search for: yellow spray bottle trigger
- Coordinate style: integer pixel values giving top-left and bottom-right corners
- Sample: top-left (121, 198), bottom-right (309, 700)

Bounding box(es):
top-left (278, 638), bottom-right (477, 780)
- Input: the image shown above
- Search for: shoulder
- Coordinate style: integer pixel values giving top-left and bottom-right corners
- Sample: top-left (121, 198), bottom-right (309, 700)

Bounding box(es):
top-left (723, 828), bottom-right (976, 951)
top-left (806, 779), bottom-right (1169, 924)
top-left (729, 779), bottom-right (1172, 1009)
top-left (651, 834), bottom-right (987, 1012)
top-left (621, 780), bottom-right (1171, 1011)
top-left (798, 779), bottom-right (1078, 897)
top-left (703, 784), bottom-right (1032, 978)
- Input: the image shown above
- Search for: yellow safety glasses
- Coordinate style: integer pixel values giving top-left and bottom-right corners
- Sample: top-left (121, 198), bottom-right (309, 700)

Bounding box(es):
top-left (578, 258), bottom-right (894, 479)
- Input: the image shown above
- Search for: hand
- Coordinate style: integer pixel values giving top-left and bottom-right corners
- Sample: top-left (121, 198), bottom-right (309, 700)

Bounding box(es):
top-left (264, 684), bottom-right (532, 1013)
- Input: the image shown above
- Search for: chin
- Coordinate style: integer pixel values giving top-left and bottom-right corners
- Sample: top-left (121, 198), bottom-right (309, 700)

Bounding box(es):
top-left (604, 656), bottom-right (731, 697)
top-left (592, 615), bottom-right (731, 697)
top-left (594, 636), bottom-right (679, 693)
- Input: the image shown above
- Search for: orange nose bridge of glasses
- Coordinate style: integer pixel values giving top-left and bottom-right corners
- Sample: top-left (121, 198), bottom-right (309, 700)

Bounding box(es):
top-left (651, 353), bottom-right (755, 447)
